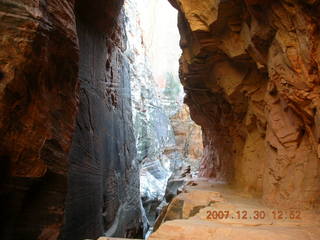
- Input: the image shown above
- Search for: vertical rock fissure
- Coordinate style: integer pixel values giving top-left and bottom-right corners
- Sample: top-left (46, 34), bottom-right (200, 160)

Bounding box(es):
top-left (124, 1), bottom-right (204, 237)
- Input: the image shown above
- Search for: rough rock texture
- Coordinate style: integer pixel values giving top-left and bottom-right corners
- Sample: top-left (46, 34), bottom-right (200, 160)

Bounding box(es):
top-left (150, 179), bottom-right (320, 240)
top-left (170, 104), bottom-right (203, 173)
top-left (0, 0), bottom-right (78, 178)
top-left (125, 0), bottom-right (175, 215)
top-left (161, 189), bottom-right (222, 222)
top-left (0, 0), bottom-right (142, 239)
top-left (125, 0), bottom-right (186, 230)
top-left (171, 0), bottom-right (320, 209)
top-left (0, 0), bottom-right (78, 239)
top-left (63, 1), bottom-right (143, 239)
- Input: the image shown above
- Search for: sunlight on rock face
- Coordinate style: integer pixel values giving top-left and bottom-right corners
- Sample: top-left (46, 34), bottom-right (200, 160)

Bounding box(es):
top-left (124, 0), bottom-right (202, 229)
top-left (137, 0), bottom-right (181, 91)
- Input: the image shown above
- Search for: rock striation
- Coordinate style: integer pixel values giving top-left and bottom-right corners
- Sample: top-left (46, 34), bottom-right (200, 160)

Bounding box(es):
top-left (63, 0), bottom-right (143, 239)
top-left (0, 0), bottom-right (78, 239)
top-left (170, 0), bottom-right (320, 210)
top-left (2, 0), bottom-right (320, 239)
top-left (0, 0), bottom-right (142, 239)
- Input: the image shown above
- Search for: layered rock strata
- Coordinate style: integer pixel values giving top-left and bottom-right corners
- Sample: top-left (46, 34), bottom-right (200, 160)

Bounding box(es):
top-left (170, 0), bottom-right (320, 209)
top-left (0, 0), bottom-right (78, 238)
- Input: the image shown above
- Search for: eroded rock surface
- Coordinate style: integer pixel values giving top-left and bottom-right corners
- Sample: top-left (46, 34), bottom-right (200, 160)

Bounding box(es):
top-left (0, 0), bottom-right (78, 179)
top-left (150, 179), bottom-right (320, 240)
top-left (170, 104), bottom-right (203, 173)
top-left (63, 1), bottom-right (143, 239)
top-left (171, 0), bottom-right (320, 209)
top-left (0, 0), bottom-right (142, 239)
top-left (0, 0), bottom-right (78, 239)
top-left (125, 0), bottom-right (180, 229)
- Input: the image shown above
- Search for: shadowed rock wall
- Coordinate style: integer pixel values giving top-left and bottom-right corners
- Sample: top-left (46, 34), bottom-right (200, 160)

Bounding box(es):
top-left (62, 0), bottom-right (142, 239)
top-left (0, 0), bottom-right (142, 239)
top-left (0, 0), bottom-right (78, 239)
top-left (171, 0), bottom-right (320, 209)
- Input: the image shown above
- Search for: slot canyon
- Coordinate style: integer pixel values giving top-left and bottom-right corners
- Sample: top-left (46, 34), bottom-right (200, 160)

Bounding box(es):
top-left (0, 0), bottom-right (320, 239)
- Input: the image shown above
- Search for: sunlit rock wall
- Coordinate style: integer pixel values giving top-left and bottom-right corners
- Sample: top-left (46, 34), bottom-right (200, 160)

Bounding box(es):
top-left (171, 0), bottom-right (320, 209)
top-left (137, 0), bottom-right (181, 92)
top-left (124, 0), bottom-right (203, 228)
top-left (124, 0), bottom-right (181, 215)
top-left (170, 104), bottom-right (203, 174)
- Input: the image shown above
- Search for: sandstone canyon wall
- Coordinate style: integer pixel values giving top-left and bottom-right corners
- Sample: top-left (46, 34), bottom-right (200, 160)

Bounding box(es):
top-left (2, 0), bottom-right (320, 239)
top-left (170, 104), bottom-right (203, 173)
top-left (63, 1), bottom-right (142, 239)
top-left (0, 0), bottom-right (142, 239)
top-left (0, 0), bottom-right (78, 239)
top-left (125, 0), bottom-right (195, 227)
top-left (171, 0), bottom-right (320, 210)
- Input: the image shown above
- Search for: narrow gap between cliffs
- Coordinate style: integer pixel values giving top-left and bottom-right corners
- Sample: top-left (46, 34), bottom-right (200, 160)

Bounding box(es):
top-left (124, 0), bottom-right (203, 238)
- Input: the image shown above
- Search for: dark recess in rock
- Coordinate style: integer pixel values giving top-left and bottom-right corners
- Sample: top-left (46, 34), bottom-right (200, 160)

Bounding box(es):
top-left (0, 71), bottom-right (4, 81)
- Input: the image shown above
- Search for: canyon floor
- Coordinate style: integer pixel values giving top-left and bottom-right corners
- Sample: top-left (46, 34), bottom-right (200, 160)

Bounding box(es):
top-left (97, 178), bottom-right (320, 240)
top-left (148, 178), bottom-right (320, 240)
